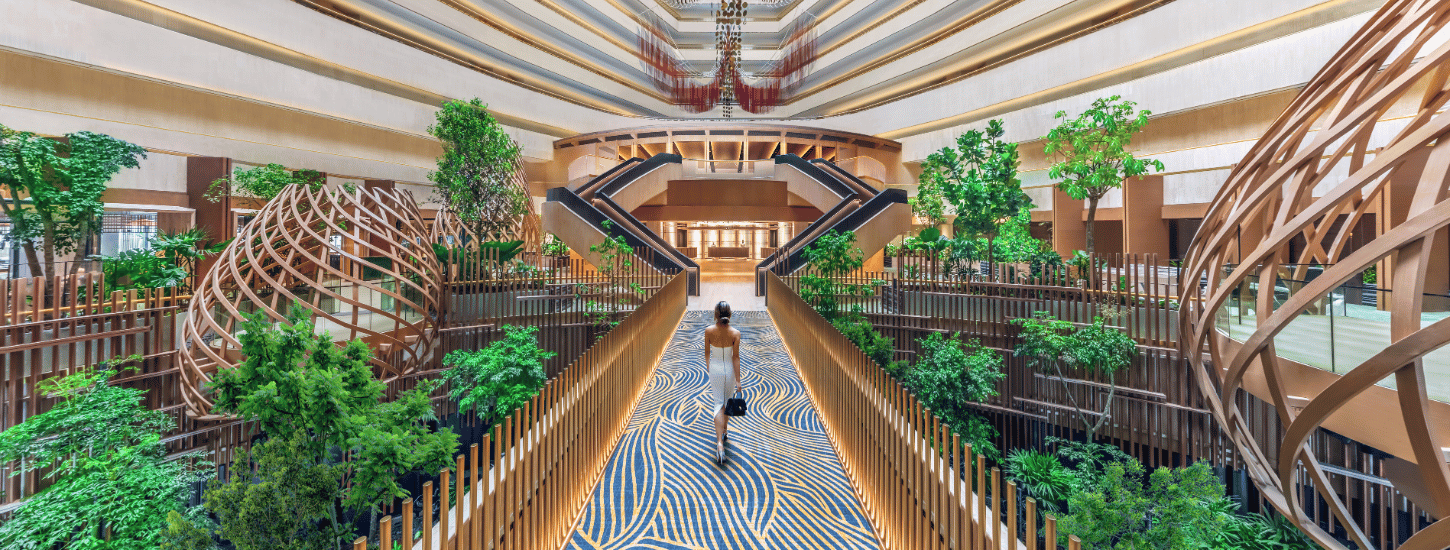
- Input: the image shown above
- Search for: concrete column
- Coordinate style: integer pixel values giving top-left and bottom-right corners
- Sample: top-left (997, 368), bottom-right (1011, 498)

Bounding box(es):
top-left (1123, 175), bottom-right (1170, 262)
top-left (1051, 187), bottom-right (1086, 257)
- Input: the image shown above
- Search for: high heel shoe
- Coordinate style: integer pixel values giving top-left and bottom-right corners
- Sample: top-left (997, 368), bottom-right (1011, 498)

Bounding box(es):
top-left (716, 442), bottom-right (727, 466)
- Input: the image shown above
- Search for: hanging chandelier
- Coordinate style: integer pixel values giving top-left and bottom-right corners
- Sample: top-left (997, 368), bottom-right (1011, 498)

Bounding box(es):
top-left (637, 1), bottom-right (816, 117)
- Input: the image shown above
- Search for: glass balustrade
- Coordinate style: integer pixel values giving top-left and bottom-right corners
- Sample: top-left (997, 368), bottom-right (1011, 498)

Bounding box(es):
top-left (1213, 264), bottom-right (1450, 401)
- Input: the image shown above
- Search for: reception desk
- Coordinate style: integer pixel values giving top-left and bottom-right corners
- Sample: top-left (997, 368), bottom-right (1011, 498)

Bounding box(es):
top-left (708, 246), bottom-right (750, 258)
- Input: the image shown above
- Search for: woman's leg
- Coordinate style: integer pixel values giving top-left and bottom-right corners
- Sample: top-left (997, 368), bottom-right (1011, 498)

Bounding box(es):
top-left (714, 408), bottom-right (726, 446)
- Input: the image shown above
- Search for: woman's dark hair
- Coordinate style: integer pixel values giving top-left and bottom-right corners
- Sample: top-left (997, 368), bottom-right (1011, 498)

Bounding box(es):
top-left (715, 301), bottom-right (731, 325)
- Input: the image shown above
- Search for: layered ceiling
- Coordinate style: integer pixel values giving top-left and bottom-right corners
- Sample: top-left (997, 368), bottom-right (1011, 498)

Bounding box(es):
top-left (295, 0), bottom-right (1173, 119)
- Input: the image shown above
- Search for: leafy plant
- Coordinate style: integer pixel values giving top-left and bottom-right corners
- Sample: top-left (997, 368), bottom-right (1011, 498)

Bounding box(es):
top-left (429, 99), bottom-right (528, 241)
top-left (917, 119), bottom-right (1033, 270)
top-left (207, 306), bottom-right (458, 544)
top-left (542, 234), bottom-right (570, 257)
top-left (0, 124), bottom-right (147, 280)
top-left (206, 163), bottom-right (323, 203)
top-left (1043, 96), bottom-right (1164, 255)
top-left (0, 361), bottom-right (212, 550)
top-left (800, 230), bottom-right (872, 321)
top-left (1049, 436), bottom-right (1134, 490)
top-left (1057, 460), bottom-right (1228, 549)
top-left (1014, 313), bottom-right (1137, 442)
top-left (897, 332), bottom-right (1006, 461)
top-left (100, 228), bottom-right (226, 292)
top-left (832, 313), bottom-right (899, 370)
top-left (208, 306), bottom-right (381, 455)
top-left (580, 221), bottom-right (643, 336)
top-left (1005, 449), bottom-right (1076, 510)
top-left (205, 434), bottom-right (344, 550)
top-left (442, 324), bottom-right (556, 430)
top-left (1209, 505), bottom-right (1322, 550)
top-left (160, 510), bottom-right (218, 550)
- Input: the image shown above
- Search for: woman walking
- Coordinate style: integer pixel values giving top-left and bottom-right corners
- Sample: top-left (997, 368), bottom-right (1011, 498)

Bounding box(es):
top-left (705, 301), bottom-right (742, 466)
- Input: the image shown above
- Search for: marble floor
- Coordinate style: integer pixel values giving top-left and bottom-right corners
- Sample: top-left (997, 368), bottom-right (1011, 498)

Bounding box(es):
top-left (689, 259), bottom-right (766, 312)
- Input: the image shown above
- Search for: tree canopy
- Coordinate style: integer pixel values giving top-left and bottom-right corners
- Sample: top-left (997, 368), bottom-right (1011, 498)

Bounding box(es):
top-left (206, 163), bottom-right (323, 203)
top-left (1042, 96), bottom-right (1163, 255)
top-left (0, 125), bottom-right (146, 280)
top-left (0, 364), bottom-right (211, 550)
top-left (916, 119), bottom-right (1032, 264)
top-left (429, 99), bottom-right (528, 243)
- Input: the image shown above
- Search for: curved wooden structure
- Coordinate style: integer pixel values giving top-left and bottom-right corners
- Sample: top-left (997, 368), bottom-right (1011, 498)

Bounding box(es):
top-left (180, 185), bottom-right (443, 418)
top-left (1182, 2), bottom-right (1450, 548)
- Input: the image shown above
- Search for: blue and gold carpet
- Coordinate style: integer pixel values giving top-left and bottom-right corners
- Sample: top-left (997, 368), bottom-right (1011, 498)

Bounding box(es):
top-left (568, 311), bottom-right (881, 550)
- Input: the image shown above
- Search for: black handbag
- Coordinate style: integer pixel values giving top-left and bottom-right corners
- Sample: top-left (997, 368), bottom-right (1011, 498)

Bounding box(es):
top-left (725, 393), bottom-right (748, 417)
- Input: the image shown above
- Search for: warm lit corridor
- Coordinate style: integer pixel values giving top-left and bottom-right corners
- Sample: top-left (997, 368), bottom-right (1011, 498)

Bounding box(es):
top-left (567, 309), bottom-right (878, 549)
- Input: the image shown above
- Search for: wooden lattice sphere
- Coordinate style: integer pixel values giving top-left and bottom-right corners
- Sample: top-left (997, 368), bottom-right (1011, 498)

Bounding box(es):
top-left (1182, 1), bottom-right (1450, 548)
top-left (179, 185), bottom-right (443, 418)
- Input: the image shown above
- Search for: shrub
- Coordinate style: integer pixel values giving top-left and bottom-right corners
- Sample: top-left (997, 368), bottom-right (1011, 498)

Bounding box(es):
top-left (800, 230), bottom-right (872, 321)
top-left (205, 434), bottom-right (343, 550)
top-left (1005, 449), bottom-right (1076, 510)
top-left (832, 314), bottom-right (897, 369)
top-left (0, 363), bottom-right (212, 550)
top-left (1058, 460), bottom-right (1228, 549)
top-left (899, 332), bottom-right (1006, 461)
top-left (443, 324), bottom-right (556, 430)
top-left (207, 306), bottom-right (457, 545)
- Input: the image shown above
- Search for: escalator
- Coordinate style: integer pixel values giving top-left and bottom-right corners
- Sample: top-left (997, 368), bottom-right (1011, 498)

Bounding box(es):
top-left (755, 155), bottom-right (910, 294)
top-left (543, 152), bottom-right (909, 298)
top-left (543, 154), bottom-right (701, 295)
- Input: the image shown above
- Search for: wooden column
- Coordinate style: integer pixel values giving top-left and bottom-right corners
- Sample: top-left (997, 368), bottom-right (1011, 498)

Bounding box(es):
top-left (187, 156), bottom-right (231, 277)
top-left (1123, 175), bottom-right (1169, 261)
top-left (1051, 187), bottom-right (1086, 257)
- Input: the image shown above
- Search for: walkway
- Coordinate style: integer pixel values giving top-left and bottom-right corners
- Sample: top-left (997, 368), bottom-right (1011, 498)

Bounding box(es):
top-left (567, 310), bottom-right (880, 549)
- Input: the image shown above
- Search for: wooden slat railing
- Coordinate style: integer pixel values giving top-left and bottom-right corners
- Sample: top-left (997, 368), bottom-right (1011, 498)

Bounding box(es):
top-left (767, 272), bottom-right (1043, 550)
top-left (387, 271), bottom-right (687, 549)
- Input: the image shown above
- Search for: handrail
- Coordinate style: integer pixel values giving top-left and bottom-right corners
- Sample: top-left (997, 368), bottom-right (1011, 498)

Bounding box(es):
top-left (757, 188), bottom-right (907, 294)
top-left (813, 157), bottom-right (882, 195)
top-left (596, 153), bottom-right (682, 197)
top-left (374, 272), bottom-right (687, 550)
top-left (773, 153), bottom-right (857, 199)
top-left (767, 272), bottom-right (1034, 550)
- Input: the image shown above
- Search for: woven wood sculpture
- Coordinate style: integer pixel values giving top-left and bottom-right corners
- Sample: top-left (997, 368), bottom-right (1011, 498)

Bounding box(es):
top-left (430, 205), bottom-right (543, 255)
top-left (1182, 1), bottom-right (1450, 548)
top-left (179, 185), bottom-right (442, 418)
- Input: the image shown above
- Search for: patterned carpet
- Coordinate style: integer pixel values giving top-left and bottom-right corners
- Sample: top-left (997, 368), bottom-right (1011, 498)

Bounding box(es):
top-left (568, 311), bottom-right (881, 550)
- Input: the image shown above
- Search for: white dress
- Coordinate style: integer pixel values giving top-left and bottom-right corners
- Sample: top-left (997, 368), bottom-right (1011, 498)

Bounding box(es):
top-left (709, 344), bottom-right (737, 415)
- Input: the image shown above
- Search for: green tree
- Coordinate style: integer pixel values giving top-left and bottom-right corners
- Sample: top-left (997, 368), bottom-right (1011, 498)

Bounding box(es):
top-left (205, 163), bottom-right (323, 203)
top-left (160, 510), bottom-right (218, 550)
top-left (898, 332), bottom-right (1006, 460)
top-left (0, 363), bottom-right (212, 550)
top-left (1058, 460), bottom-right (1228, 549)
top-left (800, 230), bottom-right (873, 321)
top-left (1042, 96), bottom-right (1164, 255)
top-left (1013, 313), bottom-right (1137, 442)
top-left (580, 220), bottom-right (643, 333)
top-left (205, 434), bottom-right (344, 550)
top-left (208, 307), bottom-right (458, 544)
top-left (442, 324), bottom-right (556, 430)
top-left (209, 306), bottom-right (382, 456)
top-left (0, 125), bottom-right (147, 280)
top-left (917, 119), bottom-right (1033, 270)
top-left (428, 99), bottom-right (528, 242)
